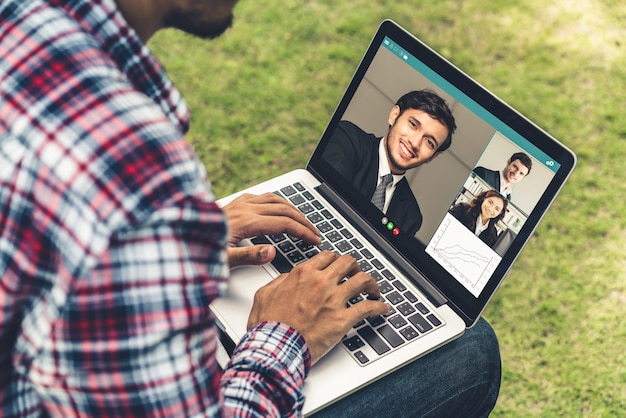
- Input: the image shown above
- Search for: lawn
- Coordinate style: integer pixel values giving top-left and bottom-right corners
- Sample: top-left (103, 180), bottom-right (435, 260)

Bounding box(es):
top-left (149, 1), bottom-right (625, 416)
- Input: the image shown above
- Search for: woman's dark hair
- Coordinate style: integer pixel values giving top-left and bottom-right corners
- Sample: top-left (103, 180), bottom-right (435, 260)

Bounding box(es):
top-left (395, 89), bottom-right (457, 152)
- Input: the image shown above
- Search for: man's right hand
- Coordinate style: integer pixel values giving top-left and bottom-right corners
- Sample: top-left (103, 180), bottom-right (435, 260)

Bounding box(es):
top-left (247, 251), bottom-right (389, 364)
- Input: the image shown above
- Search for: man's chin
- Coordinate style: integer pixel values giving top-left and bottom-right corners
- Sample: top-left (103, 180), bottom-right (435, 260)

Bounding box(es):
top-left (164, 14), bottom-right (234, 40)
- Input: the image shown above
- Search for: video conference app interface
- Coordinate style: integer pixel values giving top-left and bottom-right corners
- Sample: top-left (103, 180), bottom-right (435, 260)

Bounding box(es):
top-left (349, 37), bottom-right (561, 298)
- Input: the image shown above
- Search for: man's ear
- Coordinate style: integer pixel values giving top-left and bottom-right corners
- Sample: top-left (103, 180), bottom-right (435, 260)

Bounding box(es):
top-left (387, 105), bottom-right (401, 126)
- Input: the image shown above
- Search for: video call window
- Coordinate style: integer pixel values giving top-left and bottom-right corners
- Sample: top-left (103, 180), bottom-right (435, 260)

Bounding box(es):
top-left (319, 37), bottom-right (560, 297)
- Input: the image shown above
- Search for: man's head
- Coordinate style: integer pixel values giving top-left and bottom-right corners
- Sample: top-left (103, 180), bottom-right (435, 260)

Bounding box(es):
top-left (384, 90), bottom-right (456, 175)
top-left (115, 0), bottom-right (239, 42)
top-left (502, 152), bottom-right (532, 185)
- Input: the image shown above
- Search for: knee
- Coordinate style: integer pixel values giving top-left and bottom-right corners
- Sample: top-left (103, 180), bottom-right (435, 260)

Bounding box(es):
top-left (470, 317), bottom-right (501, 366)
top-left (463, 318), bottom-right (502, 410)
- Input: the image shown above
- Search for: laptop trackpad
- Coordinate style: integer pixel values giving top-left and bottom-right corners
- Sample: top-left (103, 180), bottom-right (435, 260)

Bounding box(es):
top-left (211, 263), bottom-right (277, 344)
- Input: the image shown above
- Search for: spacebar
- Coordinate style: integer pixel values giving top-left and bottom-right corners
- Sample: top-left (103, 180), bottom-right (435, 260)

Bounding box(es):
top-left (357, 327), bottom-right (390, 355)
top-left (250, 236), bottom-right (292, 273)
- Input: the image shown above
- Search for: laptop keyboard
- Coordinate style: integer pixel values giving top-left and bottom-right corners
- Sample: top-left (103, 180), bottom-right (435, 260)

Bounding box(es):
top-left (251, 181), bottom-right (444, 365)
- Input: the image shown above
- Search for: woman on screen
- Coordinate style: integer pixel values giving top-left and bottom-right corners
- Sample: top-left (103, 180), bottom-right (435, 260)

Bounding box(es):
top-left (449, 189), bottom-right (508, 248)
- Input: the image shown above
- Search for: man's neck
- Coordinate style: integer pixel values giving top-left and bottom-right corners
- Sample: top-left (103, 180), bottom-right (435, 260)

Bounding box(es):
top-left (500, 170), bottom-right (511, 188)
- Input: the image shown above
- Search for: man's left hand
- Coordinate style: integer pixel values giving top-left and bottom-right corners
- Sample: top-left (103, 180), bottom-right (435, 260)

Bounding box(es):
top-left (221, 193), bottom-right (321, 268)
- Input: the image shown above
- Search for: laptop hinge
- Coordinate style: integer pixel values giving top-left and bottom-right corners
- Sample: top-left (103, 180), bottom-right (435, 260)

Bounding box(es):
top-left (316, 182), bottom-right (448, 307)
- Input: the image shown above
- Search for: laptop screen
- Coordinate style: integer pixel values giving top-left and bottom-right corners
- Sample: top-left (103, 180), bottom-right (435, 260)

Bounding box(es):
top-left (309, 20), bottom-right (575, 325)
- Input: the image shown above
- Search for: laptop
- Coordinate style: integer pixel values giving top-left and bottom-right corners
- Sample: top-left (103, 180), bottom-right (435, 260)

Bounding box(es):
top-left (210, 19), bottom-right (576, 415)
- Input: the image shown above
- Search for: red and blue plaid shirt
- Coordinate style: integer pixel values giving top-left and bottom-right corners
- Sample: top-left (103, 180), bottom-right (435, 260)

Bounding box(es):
top-left (0, 0), bottom-right (310, 416)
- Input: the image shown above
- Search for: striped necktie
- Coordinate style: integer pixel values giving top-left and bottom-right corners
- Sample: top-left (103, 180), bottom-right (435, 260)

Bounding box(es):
top-left (371, 173), bottom-right (393, 211)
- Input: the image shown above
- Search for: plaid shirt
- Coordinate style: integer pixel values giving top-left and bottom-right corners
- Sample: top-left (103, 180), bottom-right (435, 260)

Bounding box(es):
top-left (0, 0), bottom-right (309, 416)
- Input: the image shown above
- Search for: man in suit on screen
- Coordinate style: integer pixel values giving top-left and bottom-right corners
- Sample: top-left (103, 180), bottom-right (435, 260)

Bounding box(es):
top-left (323, 90), bottom-right (457, 236)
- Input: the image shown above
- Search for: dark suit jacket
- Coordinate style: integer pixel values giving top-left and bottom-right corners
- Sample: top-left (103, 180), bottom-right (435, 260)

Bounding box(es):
top-left (473, 166), bottom-right (511, 200)
top-left (323, 121), bottom-right (422, 236)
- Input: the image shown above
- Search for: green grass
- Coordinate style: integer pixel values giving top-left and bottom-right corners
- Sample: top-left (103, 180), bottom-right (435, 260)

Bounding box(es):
top-left (149, 0), bottom-right (625, 415)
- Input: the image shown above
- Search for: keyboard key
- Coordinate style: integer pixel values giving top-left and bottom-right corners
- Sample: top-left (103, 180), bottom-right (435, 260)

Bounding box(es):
top-left (370, 271), bottom-right (383, 282)
top-left (346, 249), bottom-right (363, 260)
top-left (305, 249), bottom-right (319, 258)
top-left (278, 241), bottom-right (295, 253)
top-left (427, 314), bottom-right (442, 327)
top-left (335, 240), bottom-right (353, 253)
top-left (350, 238), bottom-right (364, 249)
top-left (403, 290), bottom-right (418, 303)
top-left (287, 251), bottom-right (305, 264)
top-left (331, 219), bottom-right (343, 229)
top-left (317, 221), bottom-right (333, 233)
top-left (289, 194), bottom-right (305, 205)
top-left (321, 209), bottom-right (333, 219)
top-left (397, 302), bottom-right (416, 316)
top-left (416, 302), bottom-right (430, 315)
top-left (268, 233), bottom-right (287, 243)
top-left (366, 315), bottom-right (385, 327)
top-left (281, 185), bottom-right (297, 196)
top-left (293, 182), bottom-right (305, 191)
top-left (349, 295), bottom-right (364, 305)
top-left (408, 313), bottom-right (433, 333)
top-left (251, 236), bottom-right (271, 245)
top-left (307, 212), bottom-right (324, 224)
top-left (392, 280), bottom-right (407, 292)
top-left (343, 335), bottom-right (365, 351)
top-left (302, 191), bottom-right (314, 200)
top-left (296, 241), bottom-right (315, 253)
top-left (298, 203), bottom-right (315, 214)
top-left (388, 315), bottom-right (408, 329)
top-left (340, 229), bottom-right (354, 239)
top-left (312, 200), bottom-right (324, 210)
top-left (358, 326), bottom-right (390, 355)
top-left (361, 248), bottom-right (374, 259)
top-left (371, 259), bottom-right (384, 270)
top-left (352, 319), bottom-right (365, 329)
top-left (358, 260), bottom-right (373, 272)
top-left (377, 324), bottom-right (405, 348)
top-left (386, 291), bottom-right (405, 305)
top-left (270, 251), bottom-right (293, 273)
top-left (378, 281), bottom-right (394, 294)
top-left (325, 231), bottom-right (343, 243)
top-left (400, 326), bottom-right (419, 340)
top-left (381, 269), bottom-right (395, 280)
top-left (354, 351), bottom-right (369, 364)
top-left (318, 241), bottom-right (334, 252)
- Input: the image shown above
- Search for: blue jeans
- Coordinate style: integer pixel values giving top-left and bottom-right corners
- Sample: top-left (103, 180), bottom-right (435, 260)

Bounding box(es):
top-left (312, 317), bottom-right (501, 417)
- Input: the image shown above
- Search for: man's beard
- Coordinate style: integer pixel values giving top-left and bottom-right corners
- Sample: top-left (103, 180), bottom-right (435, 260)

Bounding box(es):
top-left (163, 12), bottom-right (234, 40)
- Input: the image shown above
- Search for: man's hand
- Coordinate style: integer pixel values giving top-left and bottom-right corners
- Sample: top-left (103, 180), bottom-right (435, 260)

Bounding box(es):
top-left (222, 193), bottom-right (321, 269)
top-left (247, 251), bottom-right (389, 364)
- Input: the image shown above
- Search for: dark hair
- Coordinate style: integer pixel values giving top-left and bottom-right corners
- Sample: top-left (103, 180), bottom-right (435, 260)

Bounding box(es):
top-left (510, 152), bottom-right (533, 175)
top-left (465, 189), bottom-right (508, 223)
top-left (395, 89), bottom-right (457, 152)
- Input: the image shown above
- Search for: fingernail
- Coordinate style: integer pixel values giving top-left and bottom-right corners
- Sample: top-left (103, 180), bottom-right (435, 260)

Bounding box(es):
top-left (259, 246), bottom-right (270, 261)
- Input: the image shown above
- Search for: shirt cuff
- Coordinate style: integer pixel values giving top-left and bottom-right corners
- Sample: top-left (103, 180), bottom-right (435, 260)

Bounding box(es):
top-left (233, 321), bottom-right (311, 380)
top-left (220, 321), bottom-right (311, 416)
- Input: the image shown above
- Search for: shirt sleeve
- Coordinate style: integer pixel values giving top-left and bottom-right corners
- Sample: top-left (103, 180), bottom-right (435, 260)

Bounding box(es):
top-left (221, 322), bottom-right (311, 417)
top-left (0, 3), bottom-right (312, 416)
